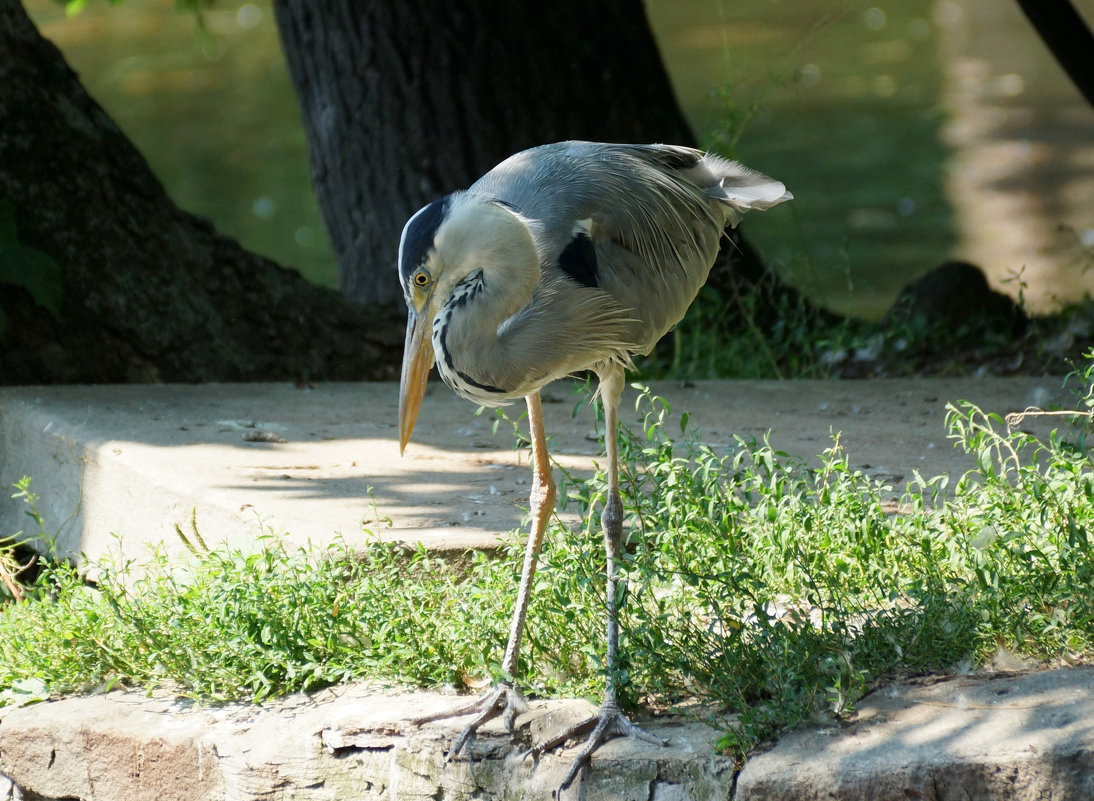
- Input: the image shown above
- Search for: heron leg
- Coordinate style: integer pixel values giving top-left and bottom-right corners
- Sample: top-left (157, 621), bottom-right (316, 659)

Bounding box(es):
top-left (529, 367), bottom-right (666, 791)
top-left (502, 391), bottom-right (556, 678)
top-left (410, 391), bottom-right (555, 757)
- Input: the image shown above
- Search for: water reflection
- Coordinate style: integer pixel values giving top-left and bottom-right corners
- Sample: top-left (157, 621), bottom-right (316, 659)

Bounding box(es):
top-left (25, 0), bottom-right (1094, 317)
top-left (648, 0), bottom-right (1094, 316)
top-left (935, 0), bottom-right (1094, 313)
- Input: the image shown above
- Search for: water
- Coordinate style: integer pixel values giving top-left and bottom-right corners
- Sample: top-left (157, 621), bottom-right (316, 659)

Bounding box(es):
top-left (25, 0), bottom-right (1094, 318)
top-left (648, 0), bottom-right (955, 317)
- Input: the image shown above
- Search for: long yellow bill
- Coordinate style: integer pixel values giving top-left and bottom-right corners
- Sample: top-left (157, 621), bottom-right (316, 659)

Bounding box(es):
top-left (398, 308), bottom-right (435, 454)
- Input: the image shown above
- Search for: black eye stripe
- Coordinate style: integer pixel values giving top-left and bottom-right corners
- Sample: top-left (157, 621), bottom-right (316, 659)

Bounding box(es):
top-left (398, 197), bottom-right (449, 287)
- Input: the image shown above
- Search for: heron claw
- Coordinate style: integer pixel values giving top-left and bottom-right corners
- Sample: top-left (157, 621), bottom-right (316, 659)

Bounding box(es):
top-left (529, 702), bottom-right (668, 792)
top-left (410, 682), bottom-right (529, 759)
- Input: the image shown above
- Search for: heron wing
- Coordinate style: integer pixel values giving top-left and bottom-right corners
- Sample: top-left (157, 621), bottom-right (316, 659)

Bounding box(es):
top-left (471, 141), bottom-right (789, 353)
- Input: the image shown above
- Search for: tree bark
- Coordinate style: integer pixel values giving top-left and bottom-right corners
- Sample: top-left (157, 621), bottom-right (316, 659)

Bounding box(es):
top-left (273, 0), bottom-right (700, 307)
top-left (0, 0), bottom-right (402, 384)
top-left (1015, 0), bottom-right (1094, 108)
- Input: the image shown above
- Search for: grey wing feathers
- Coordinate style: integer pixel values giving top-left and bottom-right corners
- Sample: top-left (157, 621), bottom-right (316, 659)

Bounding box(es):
top-left (471, 141), bottom-right (789, 358)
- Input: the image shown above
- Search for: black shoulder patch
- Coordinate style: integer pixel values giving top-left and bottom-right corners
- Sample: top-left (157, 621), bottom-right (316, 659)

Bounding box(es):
top-left (398, 197), bottom-right (449, 285)
top-left (557, 233), bottom-right (598, 288)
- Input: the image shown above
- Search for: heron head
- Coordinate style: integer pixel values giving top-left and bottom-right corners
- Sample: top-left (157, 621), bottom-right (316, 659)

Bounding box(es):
top-left (397, 193), bottom-right (537, 453)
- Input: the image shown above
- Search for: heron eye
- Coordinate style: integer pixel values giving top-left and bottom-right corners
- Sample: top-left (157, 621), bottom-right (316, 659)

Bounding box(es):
top-left (413, 272), bottom-right (430, 287)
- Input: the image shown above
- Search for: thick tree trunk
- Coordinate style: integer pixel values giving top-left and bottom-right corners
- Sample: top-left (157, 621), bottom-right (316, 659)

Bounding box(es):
top-left (273, 0), bottom-right (699, 307)
top-left (0, 0), bottom-right (402, 384)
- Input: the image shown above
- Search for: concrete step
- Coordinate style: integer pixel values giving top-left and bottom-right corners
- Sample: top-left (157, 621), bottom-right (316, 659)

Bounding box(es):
top-left (0, 377), bottom-right (1069, 571)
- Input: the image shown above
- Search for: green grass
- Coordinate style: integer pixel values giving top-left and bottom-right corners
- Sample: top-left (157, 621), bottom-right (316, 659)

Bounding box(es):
top-left (3, 364), bottom-right (1094, 759)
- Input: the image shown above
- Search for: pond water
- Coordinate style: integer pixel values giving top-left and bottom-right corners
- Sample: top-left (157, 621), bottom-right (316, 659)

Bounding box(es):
top-left (26, 0), bottom-right (1094, 318)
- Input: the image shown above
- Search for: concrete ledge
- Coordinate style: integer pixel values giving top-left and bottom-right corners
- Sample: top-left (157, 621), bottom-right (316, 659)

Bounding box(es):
top-left (3, 669), bottom-right (1094, 800)
top-left (0, 378), bottom-right (1069, 571)
top-left (738, 667), bottom-right (1094, 801)
top-left (0, 686), bottom-right (734, 801)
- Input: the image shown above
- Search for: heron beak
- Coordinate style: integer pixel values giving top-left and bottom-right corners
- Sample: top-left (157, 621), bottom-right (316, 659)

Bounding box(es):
top-left (398, 307), bottom-right (435, 454)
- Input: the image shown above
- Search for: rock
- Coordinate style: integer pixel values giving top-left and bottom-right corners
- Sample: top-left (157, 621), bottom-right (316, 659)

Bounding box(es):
top-left (0, 379), bottom-right (1070, 574)
top-left (736, 667), bottom-right (1094, 801)
top-left (4, 671), bottom-right (1094, 799)
top-left (0, 685), bottom-right (734, 801)
top-left (885, 260), bottom-right (1028, 335)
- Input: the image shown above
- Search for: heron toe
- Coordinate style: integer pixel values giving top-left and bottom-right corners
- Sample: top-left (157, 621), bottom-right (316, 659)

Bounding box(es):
top-left (411, 682), bottom-right (530, 759)
top-left (527, 699), bottom-right (668, 791)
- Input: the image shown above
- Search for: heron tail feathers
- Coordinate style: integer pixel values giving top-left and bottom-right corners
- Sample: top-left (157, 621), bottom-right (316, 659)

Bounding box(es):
top-left (697, 154), bottom-right (793, 222)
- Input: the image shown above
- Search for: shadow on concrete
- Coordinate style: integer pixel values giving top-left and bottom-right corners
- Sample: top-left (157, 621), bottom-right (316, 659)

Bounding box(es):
top-left (740, 667), bottom-right (1094, 799)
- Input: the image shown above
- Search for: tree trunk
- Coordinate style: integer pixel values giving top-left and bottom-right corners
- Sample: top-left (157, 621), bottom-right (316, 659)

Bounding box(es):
top-left (273, 0), bottom-right (700, 307)
top-left (1015, 0), bottom-right (1094, 108)
top-left (0, 0), bottom-right (402, 385)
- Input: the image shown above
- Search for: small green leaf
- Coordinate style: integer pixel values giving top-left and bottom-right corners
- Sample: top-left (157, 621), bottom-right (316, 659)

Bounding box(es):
top-left (1, 677), bottom-right (50, 707)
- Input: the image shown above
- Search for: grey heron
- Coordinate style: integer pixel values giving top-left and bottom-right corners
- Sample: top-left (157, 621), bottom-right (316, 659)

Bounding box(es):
top-left (398, 141), bottom-right (791, 789)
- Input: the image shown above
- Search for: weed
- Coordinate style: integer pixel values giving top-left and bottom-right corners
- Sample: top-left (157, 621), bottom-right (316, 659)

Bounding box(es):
top-left (0, 477), bottom-right (49, 602)
top-left (0, 536), bottom-right (26, 602)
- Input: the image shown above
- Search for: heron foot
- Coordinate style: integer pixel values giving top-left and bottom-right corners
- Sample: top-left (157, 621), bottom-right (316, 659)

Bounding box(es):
top-left (411, 682), bottom-right (529, 760)
top-left (526, 701), bottom-right (668, 791)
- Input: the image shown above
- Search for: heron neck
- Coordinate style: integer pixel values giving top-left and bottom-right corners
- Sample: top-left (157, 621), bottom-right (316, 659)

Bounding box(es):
top-left (433, 260), bottom-right (539, 402)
